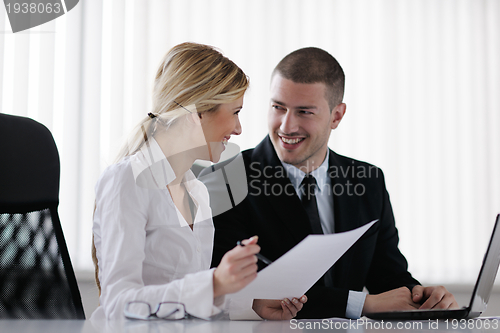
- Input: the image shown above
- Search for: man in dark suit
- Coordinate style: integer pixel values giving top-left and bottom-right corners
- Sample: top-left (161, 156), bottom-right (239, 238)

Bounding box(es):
top-left (199, 47), bottom-right (457, 319)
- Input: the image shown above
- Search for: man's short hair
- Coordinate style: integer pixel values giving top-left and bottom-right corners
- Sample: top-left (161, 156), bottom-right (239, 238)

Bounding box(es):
top-left (272, 47), bottom-right (345, 110)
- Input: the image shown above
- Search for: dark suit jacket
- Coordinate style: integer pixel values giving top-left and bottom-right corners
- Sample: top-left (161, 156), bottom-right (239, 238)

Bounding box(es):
top-left (199, 136), bottom-right (419, 319)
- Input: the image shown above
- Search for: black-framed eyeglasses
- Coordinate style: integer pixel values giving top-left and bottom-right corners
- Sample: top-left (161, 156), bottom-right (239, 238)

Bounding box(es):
top-left (124, 301), bottom-right (191, 321)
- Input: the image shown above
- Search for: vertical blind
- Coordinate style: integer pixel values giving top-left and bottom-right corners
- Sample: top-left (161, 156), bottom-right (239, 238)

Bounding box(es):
top-left (1, 0), bottom-right (499, 285)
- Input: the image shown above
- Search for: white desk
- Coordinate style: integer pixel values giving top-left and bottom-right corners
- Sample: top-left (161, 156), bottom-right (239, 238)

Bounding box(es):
top-left (1, 318), bottom-right (500, 333)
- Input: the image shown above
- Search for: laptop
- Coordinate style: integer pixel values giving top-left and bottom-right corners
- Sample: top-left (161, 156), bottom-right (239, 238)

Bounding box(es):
top-left (366, 214), bottom-right (500, 320)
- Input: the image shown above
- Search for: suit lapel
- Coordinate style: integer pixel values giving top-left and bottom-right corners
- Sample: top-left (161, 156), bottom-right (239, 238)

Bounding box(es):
top-left (251, 137), bottom-right (312, 243)
top-left (330, 150), bottom-right (368, 232)
top-left (329, 150), bottom-right (360, 287)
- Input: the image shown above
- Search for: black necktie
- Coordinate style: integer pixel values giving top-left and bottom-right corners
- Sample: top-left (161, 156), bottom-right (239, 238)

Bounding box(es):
top-left (300, 174), bottom-right (323, 234)
top-left (301, 174), bottom-right (334, 287)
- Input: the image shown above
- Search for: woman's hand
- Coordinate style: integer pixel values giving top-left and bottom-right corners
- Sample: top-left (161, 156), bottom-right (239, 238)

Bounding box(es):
top-left (252, 295), bottom-right (308, 320)
top-left (213, 236), bottom-right (260, 298)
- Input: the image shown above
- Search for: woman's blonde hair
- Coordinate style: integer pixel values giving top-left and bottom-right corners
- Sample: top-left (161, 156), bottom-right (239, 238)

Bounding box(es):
top-left (92, 42), bottom-right (249, 296)
top-left (114, 42), bottom-right (249, 163)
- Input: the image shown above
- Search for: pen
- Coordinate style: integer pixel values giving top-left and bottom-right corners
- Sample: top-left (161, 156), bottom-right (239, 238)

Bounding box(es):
top-left (236, 240), bottom-right (273, 266)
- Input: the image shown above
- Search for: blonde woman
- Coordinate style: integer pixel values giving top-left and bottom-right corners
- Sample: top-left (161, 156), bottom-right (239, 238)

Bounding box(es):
top-left (91, 43), bottom-right (306, 321)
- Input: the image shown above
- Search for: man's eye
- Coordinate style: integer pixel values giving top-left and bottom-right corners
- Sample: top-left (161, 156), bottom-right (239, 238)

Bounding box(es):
top-left (299, 110), bottom-right (313, 115)
top-left (272, 105), bottom-right (284, 110)
top-left (234, 110), bottom-right (241, 115)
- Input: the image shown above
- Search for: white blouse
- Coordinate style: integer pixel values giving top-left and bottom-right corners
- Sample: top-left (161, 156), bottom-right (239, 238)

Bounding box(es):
top-left (91, 139), bottom-right (223, 320)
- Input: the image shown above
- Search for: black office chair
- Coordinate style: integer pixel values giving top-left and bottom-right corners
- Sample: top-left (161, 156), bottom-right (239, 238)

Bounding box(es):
top-left (0, 113), bottom-right (85, 319)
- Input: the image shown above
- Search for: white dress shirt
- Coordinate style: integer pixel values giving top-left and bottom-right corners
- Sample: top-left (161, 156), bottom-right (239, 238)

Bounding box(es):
top-left (91, 139), bottom-right (258, 320)
top-left (282, 153), bottom-right (367, 319)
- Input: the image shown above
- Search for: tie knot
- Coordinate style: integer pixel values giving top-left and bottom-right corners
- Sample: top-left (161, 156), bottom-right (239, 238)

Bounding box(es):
top-left (300, 174), bottom-right (317, 199)
top-left (301, 174), bottom-right (317, 186)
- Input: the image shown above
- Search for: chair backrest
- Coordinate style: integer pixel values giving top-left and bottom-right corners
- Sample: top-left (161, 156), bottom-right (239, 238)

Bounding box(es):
top-left (0, 113), bottom-right (85, 319)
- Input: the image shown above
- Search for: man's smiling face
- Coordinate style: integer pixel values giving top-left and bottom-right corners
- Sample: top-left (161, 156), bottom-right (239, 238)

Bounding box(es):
top-left (268, 74), bottom-right (345, 172)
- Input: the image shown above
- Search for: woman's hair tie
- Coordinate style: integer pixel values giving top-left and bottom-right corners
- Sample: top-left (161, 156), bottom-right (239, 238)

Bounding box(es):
top-left (148, 112), bottom-right (157, 119)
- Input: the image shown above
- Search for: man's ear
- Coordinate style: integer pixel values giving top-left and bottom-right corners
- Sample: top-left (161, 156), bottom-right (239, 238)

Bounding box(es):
top-left (331, 103), bottom-right (346, 130)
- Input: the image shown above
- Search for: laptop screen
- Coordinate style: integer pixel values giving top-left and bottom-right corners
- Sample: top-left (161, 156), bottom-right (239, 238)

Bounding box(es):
top-left (469, 214), bottom-right (500, 314)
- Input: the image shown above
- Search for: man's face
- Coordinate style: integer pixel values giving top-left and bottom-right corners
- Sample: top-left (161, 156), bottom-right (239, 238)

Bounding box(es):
top-left (268, 74), bottom-right (345, 172)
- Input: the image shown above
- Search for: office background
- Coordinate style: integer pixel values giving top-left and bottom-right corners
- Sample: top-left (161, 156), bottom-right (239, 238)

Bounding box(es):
top-left (1, 0), bottom-right (499, 312)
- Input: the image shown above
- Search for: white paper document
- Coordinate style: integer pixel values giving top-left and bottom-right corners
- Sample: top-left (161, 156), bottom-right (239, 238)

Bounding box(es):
top-left (231, 220), bottom-right (378, 300)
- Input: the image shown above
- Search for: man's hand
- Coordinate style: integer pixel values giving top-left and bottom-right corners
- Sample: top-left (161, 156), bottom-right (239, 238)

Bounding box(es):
top-left (253, 296), bottom-right (308, 320)
top-left (412, 285), bottom-right (459, 310)
top-left (362, 287), bottom-right (419, 315)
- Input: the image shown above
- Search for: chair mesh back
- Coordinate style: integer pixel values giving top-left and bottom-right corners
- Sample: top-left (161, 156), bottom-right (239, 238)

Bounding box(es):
top-left (0, 208), bottom-right (80, 319)
top-left (0, 113), bottom-right (85, 319)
